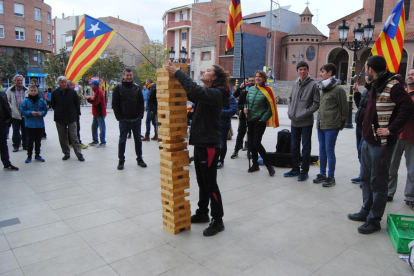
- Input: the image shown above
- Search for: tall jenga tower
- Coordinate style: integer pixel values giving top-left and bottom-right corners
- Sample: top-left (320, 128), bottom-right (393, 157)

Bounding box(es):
top-left (156, 64), bottom-right (191, 234)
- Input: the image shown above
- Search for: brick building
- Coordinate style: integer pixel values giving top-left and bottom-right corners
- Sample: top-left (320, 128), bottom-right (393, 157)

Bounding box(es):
top-left (0, 0), bottom-right (53, 88)
top-left (53, 15), bottom-right (149, 68)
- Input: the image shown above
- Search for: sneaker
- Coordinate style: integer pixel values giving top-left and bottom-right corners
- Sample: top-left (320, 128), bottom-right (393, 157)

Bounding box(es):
top-left (322, 177), bottom-right (336, 187)
top-left (89, 141), bottom-right (99, 146)
top-left (348, 212), bottom-right (367, 221)
top-left (191, 213), bottom-right (210, 223)
top-left (142, 137), bottom-right (150, 141)
top-left (189, 156), bottom-right (194, 164)
top-left (407, 201), bottom-right (414, 211)
top-left (77, 155), bottom-right (85, 162)
top-left (80, 144), bottom-right (88, 149)
top-left (127, 134), bottom-right (132, 139)
top-left (12, 148), bottom-right (18, 152)
top-left (358, 221), bottom-right (381, 234)
top-left (69, 144), bottom-right (73, 148)
top-left (297, 173), bottom-right (309, 181)
top-left (25, 158), bottom-right (32, 163)
top-left (137, 159), bottom-right (147, 168)
top-left (387, 196), bottom-right (393, 202)
top-left (351, 177), bottom-right (361, 184)
top-left (313, 174), bottom-right (326, 184)
top-left (22, 145), bottom-right (27, 150)
top-left (41, 136), bottom-right (47, 140)
top-left (151, 135), bottom-right (158, 141)
top-left (35, 155), bottom-right (45, 162)
top-left (283, 169), bottom-right (300, 177)
top-left (266, 165), bottom-right (275, 176)
top-left (62, 155), bottom-right (70, 160)
top-left (4, 164), bottom-right (19, 171)
top-left (97, 143), bottom-right (106, 148)
top-left (203, 219), bottom-right (225, 236)
top-left (247, 165), bottom-right (260, 173)
top-left (117, 161), bottom-right (124, 170)
top-left (230, 151), bottom-right (238, 159)
top-left (217, 162), bottom-right (223, 169)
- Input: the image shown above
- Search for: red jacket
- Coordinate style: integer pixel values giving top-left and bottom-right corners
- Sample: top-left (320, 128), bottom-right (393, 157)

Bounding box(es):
top-left (87, 88), bottom-right (107, 117)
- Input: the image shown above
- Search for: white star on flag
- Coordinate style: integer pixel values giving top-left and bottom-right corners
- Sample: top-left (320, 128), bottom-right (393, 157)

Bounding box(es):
top-left (88, 22), bottom-right (101, 35)
top-left (384, 13), bottom-right (396, 29)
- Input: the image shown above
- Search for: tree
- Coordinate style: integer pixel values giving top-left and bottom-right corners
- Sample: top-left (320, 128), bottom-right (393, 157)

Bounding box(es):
top-left (42, 48), bottom-right (70, 87)
top-left (0, 50), bottom-right (29, 80)
top-left (85, 52), bottom-right (125, 86)
top-left (136, 40), bottom-right (168, 84)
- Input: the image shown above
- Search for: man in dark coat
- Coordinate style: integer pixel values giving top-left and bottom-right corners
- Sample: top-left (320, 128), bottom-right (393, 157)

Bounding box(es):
top-left (51, 76), bottom-right (85, 162)
top-left (112, 68), bottom-right (146, 170)
top-left (0, 91), bottom-right (19, 170)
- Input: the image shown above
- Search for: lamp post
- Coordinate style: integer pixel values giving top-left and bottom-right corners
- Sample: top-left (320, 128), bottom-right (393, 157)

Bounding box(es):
top-left (179, 47), bottom-right (188, 63)
top-left (338, 18), bottom-right (375, 128)
top-left (169, 47), bottom-right (175, 62)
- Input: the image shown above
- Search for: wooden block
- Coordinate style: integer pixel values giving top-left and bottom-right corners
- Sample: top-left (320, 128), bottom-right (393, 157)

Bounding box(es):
top-left (160, 176), bottom-right (190, 187)
top-left (160, 150), bottom-right (188, 159)
top-left (157, 89), bottom-right (186, 94)
top-left (163, 221), bottom-right (191, 234)
top-left (158, 105), bottom-right (189, 111)
top-left (158, 101), bottom-right (187, 107)
top-left (157, 121), bottom-right (187, 128)
top-left (160, 160), bottom-right (189, 170)
top-left (158, 109), bottom-right (187, 116)
top-left (158, 141), bottom-right (187, 150)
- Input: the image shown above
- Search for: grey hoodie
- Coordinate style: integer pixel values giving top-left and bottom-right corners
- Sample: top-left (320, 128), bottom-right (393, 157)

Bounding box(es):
top-left (288, 76), bottom-right (320, 127)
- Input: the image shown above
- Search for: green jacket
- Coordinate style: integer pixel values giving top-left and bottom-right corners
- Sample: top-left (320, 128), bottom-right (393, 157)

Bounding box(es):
top-left (317, 83), bottom-right (348, 130)
top-left (245, 85), bottom-right (272, 122)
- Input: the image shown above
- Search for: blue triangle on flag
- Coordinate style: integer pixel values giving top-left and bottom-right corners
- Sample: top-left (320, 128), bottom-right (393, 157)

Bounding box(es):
top-left (84, 14), bottom-right (114, 39)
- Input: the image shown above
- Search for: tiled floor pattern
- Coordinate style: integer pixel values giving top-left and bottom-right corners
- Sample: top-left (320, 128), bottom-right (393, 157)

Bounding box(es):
top-left (0, 105), bottom-right (411, 276)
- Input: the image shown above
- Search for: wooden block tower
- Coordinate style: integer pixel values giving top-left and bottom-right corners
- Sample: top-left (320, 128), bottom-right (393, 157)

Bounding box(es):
top-left (156, 64), bottom-right (191, 234)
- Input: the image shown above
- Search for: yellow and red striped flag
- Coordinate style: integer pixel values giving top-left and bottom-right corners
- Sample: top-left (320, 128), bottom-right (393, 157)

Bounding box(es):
top-left (371, 0), bottom-right (405, 73)
top-left (65, 15), bottom-right (116, 83)
top-left (226, 0), bottom-right (243, 51)
top-left (257, 86), bottom-right (279, 128)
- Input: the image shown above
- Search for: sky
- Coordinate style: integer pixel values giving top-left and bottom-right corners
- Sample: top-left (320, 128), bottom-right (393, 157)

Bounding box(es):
top-left (45, 0), bottom-right (364, 41)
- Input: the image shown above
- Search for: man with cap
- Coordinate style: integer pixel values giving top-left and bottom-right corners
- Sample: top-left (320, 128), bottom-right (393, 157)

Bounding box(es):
top-left (87, 80), bottom-right (106, 148)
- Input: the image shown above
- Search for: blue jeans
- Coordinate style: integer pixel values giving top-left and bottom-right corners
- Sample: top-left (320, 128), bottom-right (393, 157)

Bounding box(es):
top-left (118, 119), bottom-right (142, 162)
top-left (317, 128), bottom-right (340, 177)
top-left (145, 110), bottom-right (157, 138)
top-left (291, 125), bottom-right (313, 174)
top-left (92, 116), bottom-right (106, 144)
top-left (11, 118), bottom-right (27, 149)
top-left (219, 126), bottom-right (230, 163)
top-left (360, 141), bottom-right (394, 223)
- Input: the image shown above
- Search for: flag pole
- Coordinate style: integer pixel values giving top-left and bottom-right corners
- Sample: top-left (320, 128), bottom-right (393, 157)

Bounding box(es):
top-left (116, 33), bottom-right (158, 69)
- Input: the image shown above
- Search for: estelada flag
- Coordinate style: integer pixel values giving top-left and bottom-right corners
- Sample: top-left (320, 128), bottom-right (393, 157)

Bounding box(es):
top-left (226, 0), bottom-right (243, 51)
top-left (371, 0), bottom-right (405, 73)
top-left (65, 15), bottom-right (116, 83)
top-left (257, 86), bottom-right (279, 128)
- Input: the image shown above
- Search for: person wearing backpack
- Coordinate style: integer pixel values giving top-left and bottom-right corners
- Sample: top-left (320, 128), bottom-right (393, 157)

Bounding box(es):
top-left (284, 61), bottom-right (320, 181)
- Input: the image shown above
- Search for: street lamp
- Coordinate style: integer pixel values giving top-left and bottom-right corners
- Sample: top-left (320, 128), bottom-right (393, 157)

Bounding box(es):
top-left (179, 47), bottom-right (188, 63)
top-left (338, 18), bottom-right (375, 128)
top-left (169, 47), bottom-right (175, 62)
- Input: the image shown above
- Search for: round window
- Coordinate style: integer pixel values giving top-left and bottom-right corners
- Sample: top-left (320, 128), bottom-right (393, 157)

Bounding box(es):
top-left (306, 46), bottom-right (315, 61)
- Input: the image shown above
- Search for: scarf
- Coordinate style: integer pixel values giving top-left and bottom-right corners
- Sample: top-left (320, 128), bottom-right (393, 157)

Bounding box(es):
top-left (257, 85), bottom-right (279, 128)
top-left (28, 94), bottom-right (39, 103)
top-left (318, 76), bottom-right (337, 92)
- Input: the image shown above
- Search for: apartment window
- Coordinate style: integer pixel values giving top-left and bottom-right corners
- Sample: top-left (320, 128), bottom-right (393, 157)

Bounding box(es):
top-left (0, 24), bottom-right (4, 38)
top-left (182, 32), bottom-right (187, 40)
top-left (14, 3), bottom-right (24, 18)
top-left (47, 12), bottom-right (51, 24)
top-left (15, 27), bottom-right (25, 40)
top-left (374, 0), bottom-right (384, 22)
top-left (35, 30), bottom-right (41, 43)
top-left (47, 33), bottom-right (51, 45)
top-left (0, 1), bottom-right (3, 14)
top-left (34, 8), bottom-right (41, 21)
top-left (405, 0), bottom-right (410, 20)
top-left (201, 51), bottom-right (211, 61)
top-left (182, 12), bottom-right (187, 21)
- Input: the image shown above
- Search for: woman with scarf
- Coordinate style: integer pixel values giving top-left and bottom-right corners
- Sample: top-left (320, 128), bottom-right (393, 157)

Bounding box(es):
top-left (165, 62), bottom-right (230, 237)
top-left (20, 85), bottom-right (48, 163)
top-left (313, 63), bottom-right (348, 187)
top-left (244, 70), bottom-right (279, 176)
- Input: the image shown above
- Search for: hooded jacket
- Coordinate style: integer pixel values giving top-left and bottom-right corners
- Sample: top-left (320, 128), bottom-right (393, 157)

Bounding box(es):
top-left (245, 85), bottom-right (272, 122)
top-left (112, 80), bottom-right (144, 121)
top-left (87, 87), bottom-right (107, 117)
top-left (288, 76), bottom-right (320, 127)
top-left (173, 70), bottom-right (230, 148)
top-left (20, 95), bottom-right (48, 128)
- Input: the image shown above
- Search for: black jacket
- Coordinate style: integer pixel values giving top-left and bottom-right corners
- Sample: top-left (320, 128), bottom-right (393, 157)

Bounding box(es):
top-left (174, 70), bottom-right (230, 148)
top-left (147, 82), bottom-right (157, 114)
top-left (51, 87), bottom-right (80, 124)
top-left (112, 81), bottom-right (144, 121)
top-left (0, 92), bottom-right (12, 125)
top-left (354, 86), bottom-right (370, 128)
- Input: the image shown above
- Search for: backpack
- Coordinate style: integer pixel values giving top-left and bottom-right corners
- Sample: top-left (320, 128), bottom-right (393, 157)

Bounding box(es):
top-left (276, 129), bottom-right (291, 154)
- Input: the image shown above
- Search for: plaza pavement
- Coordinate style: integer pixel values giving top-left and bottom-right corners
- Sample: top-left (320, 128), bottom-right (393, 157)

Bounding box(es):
top-left (0, 104), bottom-right (411, 276)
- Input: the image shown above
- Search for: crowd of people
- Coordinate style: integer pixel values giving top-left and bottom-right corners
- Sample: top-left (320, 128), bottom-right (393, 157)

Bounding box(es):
top-left (0, 55), bottom-right (413, 237)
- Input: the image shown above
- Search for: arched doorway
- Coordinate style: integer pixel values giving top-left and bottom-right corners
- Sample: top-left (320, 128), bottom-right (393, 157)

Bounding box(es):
top-left (355, 48), bottom-right (372, 86)
top-left (397, 49), bottom-right (408, 79)
top-left (327, 48), bottom-right (349, 83)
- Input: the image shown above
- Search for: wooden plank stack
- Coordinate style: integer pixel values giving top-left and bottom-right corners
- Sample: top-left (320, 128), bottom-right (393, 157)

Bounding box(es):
top-left (156, 63), bottom-right (191, 234)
